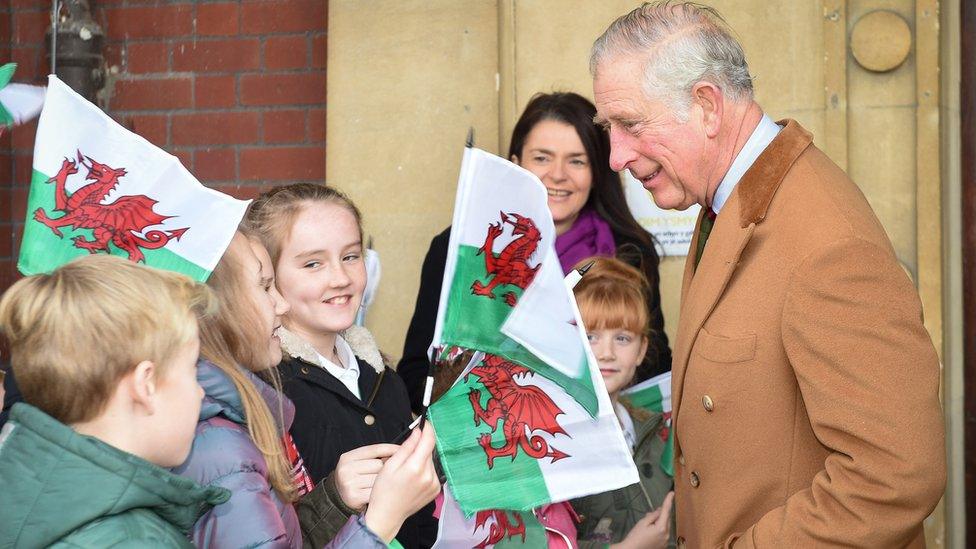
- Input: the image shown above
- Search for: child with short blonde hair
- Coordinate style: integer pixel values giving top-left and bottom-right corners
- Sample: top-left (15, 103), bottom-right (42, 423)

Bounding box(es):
top-left (0, 254), bottom-right (228, 547)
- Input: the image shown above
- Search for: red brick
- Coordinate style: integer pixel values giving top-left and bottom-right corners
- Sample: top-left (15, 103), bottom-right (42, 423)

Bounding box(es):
top-left (104, 5), bottom-right (193, 40)
top-left (172, 112), bottom-right (259, 146)
top-left (240, 73), bottom-right (326, 106)
top-left (308, 108), bottom-right (325, 142)
top-left (127, 42), bottom-right (169, 73)
top-left (196, 3), bottom-right (239, 36)
top-left (214, 184), bottom-right (265, 200)
top-left (0, 154), bottom-right (12, 187)
top-left (173, 149), bottom-right (193, 171)
top-left (0, 225), bottom-right (11, 259)
top-left (194, 149), bottom-right (236, 182)
top-left (13, 10), bottom-right (49, 43)
top-left (311, 34), bottom-right (326, 69)
top-left (128, 115), bottom-right (168, 147)
top-left (10, 187), bottom-right (29, 221)
top-left (195, 75), bottom-right (237, 109)
top-left (172, 39), bottom-right (260, 72)
top-left (0, 14), bottom-right (12, 44)
top-left (10, 121), bottom-right (37, 152)
top-left (242, 0), bottom-right (326, 34)
top-left (263, 110), bottom-right (305, 143)
top-left (11, 47), bottom-right (41, 83)
top-left (0, 260), bottom-right (18, 294)
top-left (240, 146), bottom-right (325, 181)
top-left (264, 36), bottom-right (307, 70)
top-left (112, 78), bottom-right (192, 110)
top-left (11, 0), bottom-right (44, 10)
top-left (13, 155), bottom-right (33, 186)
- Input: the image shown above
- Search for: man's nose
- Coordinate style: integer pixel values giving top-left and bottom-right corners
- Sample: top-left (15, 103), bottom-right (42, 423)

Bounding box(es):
top-left (608, 127), bottom-right (638, 172)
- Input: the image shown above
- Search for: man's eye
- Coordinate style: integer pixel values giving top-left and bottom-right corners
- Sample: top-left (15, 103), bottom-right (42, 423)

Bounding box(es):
top-left (304, 261), bottom-right (320, 269)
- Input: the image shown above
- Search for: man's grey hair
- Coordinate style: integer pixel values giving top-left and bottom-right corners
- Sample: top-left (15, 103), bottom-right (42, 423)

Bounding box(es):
top-left (590, 2), bottom-right (754, 119)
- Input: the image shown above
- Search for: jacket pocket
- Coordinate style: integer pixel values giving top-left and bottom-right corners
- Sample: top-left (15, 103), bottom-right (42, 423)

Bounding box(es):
top-left (694, 328), bottom-right (756, 363)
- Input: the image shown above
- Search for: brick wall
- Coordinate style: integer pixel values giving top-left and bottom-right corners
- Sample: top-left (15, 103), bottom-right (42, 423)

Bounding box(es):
top-left (0, 0), bottom-right (328, 298)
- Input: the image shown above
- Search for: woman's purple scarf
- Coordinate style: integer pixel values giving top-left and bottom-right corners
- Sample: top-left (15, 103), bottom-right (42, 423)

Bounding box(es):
top-left (555, 208), bottom-right (616, 274)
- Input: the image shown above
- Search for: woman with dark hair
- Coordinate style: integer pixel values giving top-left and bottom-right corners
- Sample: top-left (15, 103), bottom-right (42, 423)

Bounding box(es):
top-left (397, 91), bottom-right (671, 413)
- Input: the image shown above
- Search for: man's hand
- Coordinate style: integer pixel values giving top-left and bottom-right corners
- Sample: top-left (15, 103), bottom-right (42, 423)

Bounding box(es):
top-left (611, 491), bottom-right (674, 549)
top-left (333, 443), bottom-right (399, 512)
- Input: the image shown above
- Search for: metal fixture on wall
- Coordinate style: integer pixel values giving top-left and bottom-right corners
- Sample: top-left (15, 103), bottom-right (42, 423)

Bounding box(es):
top-left (46, 0), bottom-right (105, 102)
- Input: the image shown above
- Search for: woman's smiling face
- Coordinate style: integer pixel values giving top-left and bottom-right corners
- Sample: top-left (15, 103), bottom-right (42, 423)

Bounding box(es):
top-left (514, 119), bottom-right (594, 235)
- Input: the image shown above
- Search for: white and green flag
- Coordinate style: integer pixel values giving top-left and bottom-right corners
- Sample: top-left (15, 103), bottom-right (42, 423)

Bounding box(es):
top-left (0, 63), bottom-right (44, 134)
top-left (622, 371), bottom-right (674, 476)
top-left (429, 352), bottom-right (639, 515)
top-left (433, 484), bottom-right (548, 548)
top-left (432, 147), bottom-right (598, 415)
top-left (428, 148), bottom-right (638, 515)
top-left (19, 76), bottom-right (248, 281)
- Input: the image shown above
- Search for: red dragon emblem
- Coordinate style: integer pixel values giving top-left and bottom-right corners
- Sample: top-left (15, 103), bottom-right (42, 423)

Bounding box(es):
top-left (471, 211), bottom-right (542, 307)
top-left (473, 509), bottom-right (526, 548)
top-left (467, 354), bottom-right (569, 469)
top-left (33, 151), bottom-right (188, 263)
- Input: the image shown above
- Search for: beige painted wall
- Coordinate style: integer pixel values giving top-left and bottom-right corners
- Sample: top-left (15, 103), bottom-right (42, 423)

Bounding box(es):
top-left (328, 0), bottom-right (951, 542)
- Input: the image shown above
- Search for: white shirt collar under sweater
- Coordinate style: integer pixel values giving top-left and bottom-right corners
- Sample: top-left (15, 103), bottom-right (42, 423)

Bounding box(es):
top-left (313, 336), bottom-right (361, 400)
top-left (711, 113), bottom-right (781, 215)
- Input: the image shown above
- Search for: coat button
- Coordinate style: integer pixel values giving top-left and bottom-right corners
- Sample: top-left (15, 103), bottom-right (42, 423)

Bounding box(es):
top-left (300, 366), bottom-right (309, 375)
top-left (641, 463), bottom-right (655, 478)
top-left (690, 471), bottom-right (700, 488)
top-left (677, 536), bottom-right (686, 548)
top-left (364, 414), bottom-right (375, 426)
top-left (702, 395), bottom-right (714, 412)
top-left (679, 454), bottom-right (686, 466)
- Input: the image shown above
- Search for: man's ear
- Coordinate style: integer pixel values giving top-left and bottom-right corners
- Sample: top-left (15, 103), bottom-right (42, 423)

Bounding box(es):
top-left (510, 154), bottom-right (520, 164)
top-left (129, 360), bottom-right (158, 415)
top-left (692, 81), bottom-right (724, 138)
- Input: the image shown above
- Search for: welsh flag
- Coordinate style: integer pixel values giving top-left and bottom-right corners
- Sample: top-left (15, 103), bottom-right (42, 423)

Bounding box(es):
top-left (18, 76), bottom-right (248, 281)
top-left (0, 63), bottom-right (44, 134)
top-left (430, 352), bottom-right (638, 514)
top-left (432, 147), bottom-right (598, 415)
top-left (622, 371), bottom-right (674, 476)
top-left (433, 484), bottom-right (548, 548)
top-left (428, 148), bottom-right (638, 515)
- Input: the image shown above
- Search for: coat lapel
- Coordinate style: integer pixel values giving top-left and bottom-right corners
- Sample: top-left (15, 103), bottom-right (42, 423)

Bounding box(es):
top-left (671, 198), bottom-right (755, 421)
top-left (289, 356), bottom-right (376, 413)
top-left (671, 119), bottom-right (814, 447)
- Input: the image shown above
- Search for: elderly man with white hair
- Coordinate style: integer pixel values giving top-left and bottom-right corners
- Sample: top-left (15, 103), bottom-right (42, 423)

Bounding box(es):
top-left (590, 2), bottom-right (945, 547)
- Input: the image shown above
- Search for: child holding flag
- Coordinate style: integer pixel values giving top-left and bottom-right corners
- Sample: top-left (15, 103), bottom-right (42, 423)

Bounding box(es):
top-left (244, 184), bottom-right (438, 548)
top-left (173, 231), bottom-right (441, 548)
top-left (571, 257), bottom-right (675, 549)
top-left (0, 255), bottom-right (226, 547)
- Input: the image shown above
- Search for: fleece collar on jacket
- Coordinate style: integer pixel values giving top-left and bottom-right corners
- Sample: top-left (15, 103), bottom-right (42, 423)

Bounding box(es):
top-left (277, 324), bottom-right (385, 373)
top-left (196, 359), bottom-right (296, 431)
top-left (0, 403), bottom-right (228, 547)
